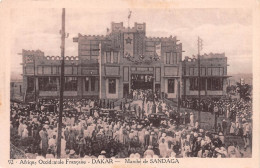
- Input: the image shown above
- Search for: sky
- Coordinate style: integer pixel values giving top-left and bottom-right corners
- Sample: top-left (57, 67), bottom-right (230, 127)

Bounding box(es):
top-left (10, 8), bottom-right (252, 77)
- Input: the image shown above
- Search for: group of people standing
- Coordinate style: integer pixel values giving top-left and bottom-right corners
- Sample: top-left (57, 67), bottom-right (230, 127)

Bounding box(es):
top-left (10, 95), bottom-right (252, 159)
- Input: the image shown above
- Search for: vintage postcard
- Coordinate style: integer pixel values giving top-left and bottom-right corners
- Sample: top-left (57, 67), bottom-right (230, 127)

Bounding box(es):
top-left (0, 0), bottom-right (259, 168)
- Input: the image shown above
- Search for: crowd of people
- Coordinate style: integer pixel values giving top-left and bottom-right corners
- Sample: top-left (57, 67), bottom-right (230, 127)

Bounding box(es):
top-left (181, 98), bottom-right (251, 121)
top-left (130, 89), bottom-right (160, 101)
top-left (10, 93), bottom-right (252, 159)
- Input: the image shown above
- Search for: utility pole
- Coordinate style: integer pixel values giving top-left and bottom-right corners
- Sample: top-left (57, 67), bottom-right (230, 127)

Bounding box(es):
top-left (57, 8), bottom-right (65, 159)
top-left (177, 81), bottom-right (180, 112)
top-left (34, 56), bottom-right (37, 102)
top-left (197, 36), bottom-right (203, 125)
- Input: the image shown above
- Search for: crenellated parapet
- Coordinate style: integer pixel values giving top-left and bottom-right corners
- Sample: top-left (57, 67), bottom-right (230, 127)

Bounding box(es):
top-left (145, 35), bottom-right (177, 42)
top-left (44, 55), bottom-right (79, 61)
top-left (183, 53), bottom-right (227, 68)
top-left (184, 53), bottom-right (226, 61)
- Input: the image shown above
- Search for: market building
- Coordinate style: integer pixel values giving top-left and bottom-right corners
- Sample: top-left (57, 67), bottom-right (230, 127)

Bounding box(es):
top-left (22, 22), bottom-right (183, 101)
top-left (21, 22), bottom-right (228, 102)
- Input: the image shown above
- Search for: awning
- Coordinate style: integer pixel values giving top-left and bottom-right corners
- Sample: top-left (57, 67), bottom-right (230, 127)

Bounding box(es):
top-left (103, 75), bottom-right (121, 78)
top-left (163, 76), bottom-right (181, 78)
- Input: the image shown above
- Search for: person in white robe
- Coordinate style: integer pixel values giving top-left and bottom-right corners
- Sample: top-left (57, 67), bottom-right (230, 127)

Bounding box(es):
top-left (22, 126), bottom-right (29, 139)
top-left (159, 138), bottom-right (168, 158)
top-left (144, 146), bottom-right (154, 158)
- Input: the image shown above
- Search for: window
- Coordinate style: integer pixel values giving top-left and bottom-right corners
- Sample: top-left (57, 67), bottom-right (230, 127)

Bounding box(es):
top-left (212, 78), bottom-right (223, 90)
top-left (207, 78), bottom-right (212, 90)
top-left (108, 79), bottom-right (116, 94)
top-left (166, 52), bottom-right (177, 64)
top-left (73, 66), bottom-right (78, 75)
top-left (106, 51), bottom-right (118, 63)
top-left (65, 66), bottom-right (73, 75)
top-left (190, 78), bottom-right (206, 91)
top-left (168, 79), bottom-right (175, 93)
top-left (189, 67), bottom-right (194, 76)
top-left (207, 68), bottom-right (212, 76)
top-left (39, 77), bottom-right (58, 91)
top-left (172, 53), bottom-right (177, 64)
top-left (43, 66), bottom-right (51, 74)
top-left (193, 67), bottom-right (198, 76)
top-left (207, 78), bottom-right (223, 91)
top-left (190, 78), bottom-right (198, 91)
top-left (189, 67), bottom-right (198, 76)
top-left (200, 78), bottom-right (206, 90)
top-left (166, 52), bottom-right (171, 64)
top-left (64, 77), bottom-right (77, 91)
top-left (220, 67), bottom-right (224, 75)
top-left (85, 77), bottom-right (89, 91)
top-left (106, 52), bottom-right (111, 63)
top-left (212, 68), bottom-right (220, 76)
top-left (200, 67), bottom-right (206, 76)
top-left (182, 67), bottom-right (186, 75)
top-left (37, 66), bottom-right (43, 75)
top-left (52, 66), bottom-right (57, 74)
top-left (91, 77), bottom-right (95, 91)
top-left (170, 53), bottom-right (174, 64)
top-left (113, 52), bottom-right (118, 63)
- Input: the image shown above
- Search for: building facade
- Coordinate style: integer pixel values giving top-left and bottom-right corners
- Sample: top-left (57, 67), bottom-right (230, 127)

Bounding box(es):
top-left (21, 22), bottom-right (228, 102)
top-left (10, 80), bottom-right (23, 101)
top-left (22, 22), bottom-right (183, 101)
top-left (182, 53), bottom-right (230, 98)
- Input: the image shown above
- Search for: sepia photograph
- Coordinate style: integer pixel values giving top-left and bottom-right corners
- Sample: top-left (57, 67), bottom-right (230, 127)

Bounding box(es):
top-left (1, 1), bottom-right (259, 167)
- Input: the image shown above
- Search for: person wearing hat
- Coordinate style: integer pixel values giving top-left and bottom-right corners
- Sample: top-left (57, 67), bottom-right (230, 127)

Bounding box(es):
top-left (230, 121), bottom-right (236, 135)
top-left (69, 150), bottom-right (77, 158)
top-left (159, 132), bottom-right (166, 139)
top-left (134, 153), bottom-right (141, 158)
top-left (61, 149), bottom-right (70, 158)
top-left (143, 130), bottom-right (150, 148)
top-left (159, 137), bottom-right (168, 158)
top-left (98, 150), bottom-right (107, 158)
top-left (18, 120), bottom-right (25, 137)
top-left (149, 131), bottom-right (157, 147)
top-left (46, 148), bottom-right (55, 159)
top-left (212, 134), bottom-right (222, 148)
top-left (218, 132), bottom-right (225, 144)
top-left (190, 112), bottom-right (195, 127)
top-left (40, 127), bottom-right (49, 157)
top-left (242, 119), bottom-right (251, 151)
top-left (217, 147), bottom-right (227, 158)
top-left (222, 119), bottom-right (228, 135)
top-left (129, 129), bottom-right (134, 140)
top-left (144, 146), bottom-right (154, 158)
top-left (21, 125), bottom-right (29, 139)
top-left (190, 132), bottom-right (200, 157)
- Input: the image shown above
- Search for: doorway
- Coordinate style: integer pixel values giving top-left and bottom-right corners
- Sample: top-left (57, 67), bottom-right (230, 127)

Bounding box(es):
top-left (131, 74), bottom-right (153, 90)
top-left (123, 83), bottom-right (129, 98)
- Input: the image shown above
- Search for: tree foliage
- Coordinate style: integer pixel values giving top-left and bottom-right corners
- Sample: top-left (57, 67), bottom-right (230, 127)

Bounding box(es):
top-left (236, 82), bottom-right (251, 101)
